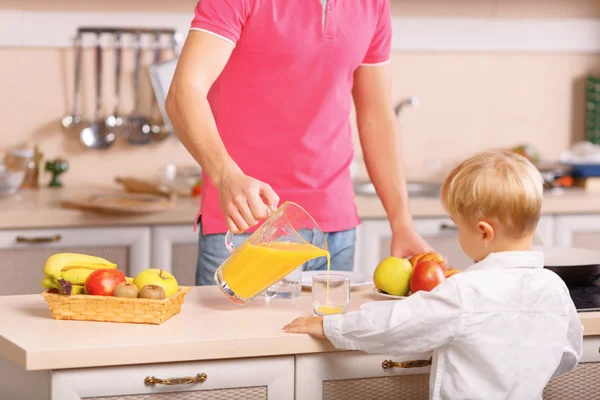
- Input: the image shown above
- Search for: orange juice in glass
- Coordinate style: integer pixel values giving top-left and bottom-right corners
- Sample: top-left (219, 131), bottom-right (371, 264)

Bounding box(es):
top-left (214, 201), bottom-right (330, 305)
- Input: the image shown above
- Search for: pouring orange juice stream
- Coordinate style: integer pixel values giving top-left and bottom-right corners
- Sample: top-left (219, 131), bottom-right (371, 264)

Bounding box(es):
top-left (222, 241), bottom-right (342, 314)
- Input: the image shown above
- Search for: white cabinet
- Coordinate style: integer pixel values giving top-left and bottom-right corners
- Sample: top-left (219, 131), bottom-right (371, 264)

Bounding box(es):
top-left (357, 215), bottom-right (555, 275)
top-left (152, 225), bottom-right (199, 287)
top-left (0, 227), bottom-right (150, 295)
top-left (46, 356), bottom-right (294, 400)
top-left (554, 215), bottom-right (600, 249)
top-left (296, 352), bottom-right (431, 400)
top-left (356, 217), bottom-right (471, 274)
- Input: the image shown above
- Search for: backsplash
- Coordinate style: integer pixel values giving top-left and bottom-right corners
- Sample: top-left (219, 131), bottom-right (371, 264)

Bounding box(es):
top-left (0, 0), bottom-right (599, 187)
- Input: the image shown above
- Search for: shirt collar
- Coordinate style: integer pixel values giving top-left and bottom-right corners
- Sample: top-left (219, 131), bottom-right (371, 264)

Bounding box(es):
top-left (465, 251), bottom-right (544, 272)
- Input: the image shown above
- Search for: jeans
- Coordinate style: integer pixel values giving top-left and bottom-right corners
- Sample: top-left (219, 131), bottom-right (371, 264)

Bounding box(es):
top-left (195, 218), bottom-right (357, 286)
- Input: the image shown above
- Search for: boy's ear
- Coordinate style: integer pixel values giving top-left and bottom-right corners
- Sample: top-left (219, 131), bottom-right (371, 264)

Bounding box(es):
top-left (477, 221), bottom-right (495, 244)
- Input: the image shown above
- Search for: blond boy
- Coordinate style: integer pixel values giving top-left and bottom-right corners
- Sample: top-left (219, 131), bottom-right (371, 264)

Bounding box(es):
top-left (285, 150), bottom-right (583, 400)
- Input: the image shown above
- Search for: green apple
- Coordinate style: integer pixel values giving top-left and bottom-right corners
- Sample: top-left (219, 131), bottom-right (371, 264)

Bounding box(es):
top-left (133, 269), bottom-right (179, 298)
top-left (373, 256), bottom-right (413, 296)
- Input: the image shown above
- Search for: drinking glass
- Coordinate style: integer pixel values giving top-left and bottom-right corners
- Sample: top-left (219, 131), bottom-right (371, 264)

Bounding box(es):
top-left (312, 274), bottom-right (350, 316)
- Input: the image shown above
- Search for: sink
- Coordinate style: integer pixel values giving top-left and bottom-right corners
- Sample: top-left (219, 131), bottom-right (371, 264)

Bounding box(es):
top-left (353, 180), bottom-right (441, 198)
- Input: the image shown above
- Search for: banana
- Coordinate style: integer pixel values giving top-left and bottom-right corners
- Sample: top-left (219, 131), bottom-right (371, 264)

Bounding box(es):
top-left (70, 285), bottom-right (85, 295)
top-left (61, 268), bottom-right (94, 285)
top-left (41, 276), bottom-right (60, 290)
top-left (125, 276), bottom-right (133, 284)
top-left (41, 276), bottom-right (84, 295)
top-left (44, 253), bottom-right (117, 281)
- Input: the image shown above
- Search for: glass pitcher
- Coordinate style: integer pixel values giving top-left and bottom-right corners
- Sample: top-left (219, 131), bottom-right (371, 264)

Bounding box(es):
top-left (214, 201), bottom-right (329, 305)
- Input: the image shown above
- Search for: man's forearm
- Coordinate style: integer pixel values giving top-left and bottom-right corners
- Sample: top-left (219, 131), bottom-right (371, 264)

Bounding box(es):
top-left (357, 115), bottom-right (412, 231)
top-left (166, 85), bottom-right (239, 187)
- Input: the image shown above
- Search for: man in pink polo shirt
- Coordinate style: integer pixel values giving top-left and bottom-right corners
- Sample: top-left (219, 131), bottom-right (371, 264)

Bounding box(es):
top-left (166, 0), bottom-right (432, 286)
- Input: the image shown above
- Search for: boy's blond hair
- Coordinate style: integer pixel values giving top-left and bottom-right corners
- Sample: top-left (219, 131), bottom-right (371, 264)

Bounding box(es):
top-left (441, 149), bottom-right (544, 237)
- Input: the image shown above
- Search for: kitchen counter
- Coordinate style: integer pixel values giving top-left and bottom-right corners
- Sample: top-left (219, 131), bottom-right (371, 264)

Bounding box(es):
top-left (1, 186), bottom-right (600, 230)
top-left (1, 286), bottom-right (599, 372)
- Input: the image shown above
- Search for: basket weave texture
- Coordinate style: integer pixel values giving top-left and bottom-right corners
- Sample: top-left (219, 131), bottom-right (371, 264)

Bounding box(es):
top-left (41, 286), bottom-right (191, 325)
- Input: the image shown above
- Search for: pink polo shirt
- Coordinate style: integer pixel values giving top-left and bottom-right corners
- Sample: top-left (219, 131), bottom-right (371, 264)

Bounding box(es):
top-left (190, 0), bottom-right (392, 235)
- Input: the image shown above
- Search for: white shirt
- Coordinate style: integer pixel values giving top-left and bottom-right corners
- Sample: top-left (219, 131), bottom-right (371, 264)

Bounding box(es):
top-left (324, 251), bottom-right (583, 400)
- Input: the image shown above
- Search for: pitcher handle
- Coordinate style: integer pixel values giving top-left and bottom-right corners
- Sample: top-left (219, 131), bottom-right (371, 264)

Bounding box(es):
top-left (223, 206), bottom-right (275, 254)
top-left (224, 231), bottom-right (236, 254)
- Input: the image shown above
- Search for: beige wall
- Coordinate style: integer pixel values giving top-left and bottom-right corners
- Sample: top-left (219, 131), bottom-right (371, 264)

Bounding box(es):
top-left (0, 0), bottom-right (599, 186)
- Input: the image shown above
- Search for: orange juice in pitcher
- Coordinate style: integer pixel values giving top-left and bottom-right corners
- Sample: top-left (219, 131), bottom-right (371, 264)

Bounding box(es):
top-left (214, 202), bottom-right (331, 305)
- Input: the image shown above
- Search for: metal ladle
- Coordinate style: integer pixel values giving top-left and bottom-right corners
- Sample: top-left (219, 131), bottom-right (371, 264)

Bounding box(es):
top-left (124, 31), bottom-right (152, 145)
top-left (80, 33), bottom-right (116, 149)
top-left (146, 31), bottom-right (171, 141)
top-left (62, 33), bottom-right (87, 131)
top-left (105, 30), bottom-right (123, 133)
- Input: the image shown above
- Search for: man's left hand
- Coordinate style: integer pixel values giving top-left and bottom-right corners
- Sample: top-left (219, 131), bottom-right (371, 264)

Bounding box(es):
top-left (391, 227), bottom-right (433, 258)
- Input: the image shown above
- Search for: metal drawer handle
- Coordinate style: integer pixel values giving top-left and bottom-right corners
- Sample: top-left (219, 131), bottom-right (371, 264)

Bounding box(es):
top-left (382, 357), bottom-right (432, 369)
top-left (439, 223), bottom-right (457, 231)
top-left (16, 234), bottom-right (62, 244)
top-left (145, 373), bottom-right (207, 386)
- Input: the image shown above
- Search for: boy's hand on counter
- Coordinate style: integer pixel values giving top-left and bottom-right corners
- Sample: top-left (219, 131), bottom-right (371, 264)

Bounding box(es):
top-left (283, 316), bottom-right (326, 339)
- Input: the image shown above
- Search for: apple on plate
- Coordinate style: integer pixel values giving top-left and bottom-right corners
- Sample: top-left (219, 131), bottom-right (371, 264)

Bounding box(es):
top-left (133, 269), bottom-right (179, 298)
top-left (85, 269), bottom-right (126, 296)
top-left (373, 256), bottom-right (413, 297)
top-left (410, 260), bottom-right (446, 294)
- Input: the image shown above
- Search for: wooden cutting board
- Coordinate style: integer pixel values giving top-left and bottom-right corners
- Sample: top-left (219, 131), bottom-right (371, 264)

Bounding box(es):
top-left (61, 193), bottom-right (175, 215)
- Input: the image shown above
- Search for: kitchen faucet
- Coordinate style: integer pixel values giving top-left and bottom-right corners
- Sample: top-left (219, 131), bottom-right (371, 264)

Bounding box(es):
top-left (394, 96), bottom-right (419, 117)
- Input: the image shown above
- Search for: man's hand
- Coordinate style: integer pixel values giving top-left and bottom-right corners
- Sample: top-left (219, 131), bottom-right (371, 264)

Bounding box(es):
top-left (391, 226), bottom-right (433, 258)
top-left (217, 168), bottom-right (280, 234)
top-left (283, 316), bottom-right (326, 339)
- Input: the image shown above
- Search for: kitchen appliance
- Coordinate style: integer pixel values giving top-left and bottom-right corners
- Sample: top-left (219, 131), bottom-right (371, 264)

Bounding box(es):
top-left (214, 202), bottom-right (329, 305)
top-left (538, 246), bottom-right (600, 312)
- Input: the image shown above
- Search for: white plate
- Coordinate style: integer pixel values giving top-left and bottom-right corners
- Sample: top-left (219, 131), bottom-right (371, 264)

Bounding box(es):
top-left (301, 270), bottom-right (372, 290)
top-left (371, 287), bottom-right (409, 300)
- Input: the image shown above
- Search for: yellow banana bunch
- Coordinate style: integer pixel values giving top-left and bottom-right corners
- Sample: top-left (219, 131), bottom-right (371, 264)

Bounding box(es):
top-left (42, 253), bottom-right (117, 295)
top-left (60, 268), bottom-right (95, 285)
top-left (41, 276), bottom-right (85, 294)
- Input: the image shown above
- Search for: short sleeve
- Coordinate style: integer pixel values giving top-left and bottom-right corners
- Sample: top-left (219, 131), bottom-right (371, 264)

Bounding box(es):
top-left (361, 0), bottom-right (392, 65)
top-left (190, 0), bottom-right (253, 47)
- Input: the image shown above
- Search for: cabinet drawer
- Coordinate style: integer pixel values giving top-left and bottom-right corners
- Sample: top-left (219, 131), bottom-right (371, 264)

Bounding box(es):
top-left (51, 356), bottom-right (294, 400)
top-left (296, 351), bottom-right (431, 400)
top-left (0, 227), bottom-right (150, 295)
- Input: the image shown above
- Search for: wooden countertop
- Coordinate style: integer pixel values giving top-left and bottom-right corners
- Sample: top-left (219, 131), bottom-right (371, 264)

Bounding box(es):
top-left (0, 186), bottom-right (600, 230)
top-left (1, 286), bottom-right (599, 371)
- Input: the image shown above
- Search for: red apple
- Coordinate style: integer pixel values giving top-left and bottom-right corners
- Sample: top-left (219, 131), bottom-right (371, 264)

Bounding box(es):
top-left (410, 260), bottom-right (446, 294)
top-left (85, 269), bottom-right (126, 296)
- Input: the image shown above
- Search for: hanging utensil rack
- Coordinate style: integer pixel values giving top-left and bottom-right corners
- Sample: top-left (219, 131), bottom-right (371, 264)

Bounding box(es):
top-left (65, 26), bottom-right (181, 148)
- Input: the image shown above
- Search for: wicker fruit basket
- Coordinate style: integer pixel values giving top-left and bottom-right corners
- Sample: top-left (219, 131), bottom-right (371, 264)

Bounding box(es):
top-left (41, 286), bottom-right (191, 325)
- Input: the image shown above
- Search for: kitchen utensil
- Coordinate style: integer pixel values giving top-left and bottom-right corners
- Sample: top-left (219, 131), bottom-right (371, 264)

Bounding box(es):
top-left (214, 201), bottom-right (329, 305)
top-left (0, 163), bottom-right (26, 196)
top-left (301, 270), bottom-right (372, 290)
top-left (62, 33), bottom-right (86, 132)
top-left (114, 176), bottom-right (173, 198)
top-left (105, 31), bottom-right (123, 132)
top-left (147, 31), bottom-right (171, 141)
top-left (149, 57), bottom-right (178, 135)
top-left (312, 274), bottom-right (350, 316)
top-left (124, 32), bottom-right (152, 145)
top-left (61, 192), bottom-right (174, 215)
top-left (537, 246), bottom-right (600, 286)
top-left (80, 34), bottom-right (116, 149)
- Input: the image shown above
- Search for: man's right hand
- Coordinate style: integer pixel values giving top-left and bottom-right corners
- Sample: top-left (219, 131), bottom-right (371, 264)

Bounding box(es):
top-left (217, 168), bottom-right (280, 234)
